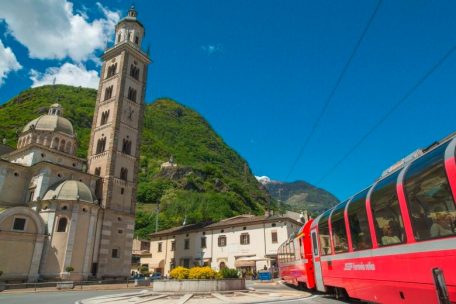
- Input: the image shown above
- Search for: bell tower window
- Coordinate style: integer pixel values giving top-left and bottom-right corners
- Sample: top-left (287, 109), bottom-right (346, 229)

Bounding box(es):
top-left (122, 138), bottom-right (132, 155)
top-left (106, 64), bottom-right (117, 78)
top-left (120, 168), bottom-right (128, 181)
top-left (104, 86), bottom-right (113, 101)
top-left (130, 65), bottom-right (140, 80)
top-left (127, 87), bottom-right (137, 102)
top-left (96, 137), bottom-right (106, 154)
top-left (100, 110), bottom-right (110, 125)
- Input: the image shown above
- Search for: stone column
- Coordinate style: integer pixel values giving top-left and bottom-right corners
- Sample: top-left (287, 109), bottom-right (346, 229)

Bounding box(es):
top-left (62, 204), bottom-right (79, 275)
top-left (82, 207), bottom-right (99, 278)
top-left (28, 235), bottom-right (45, 282)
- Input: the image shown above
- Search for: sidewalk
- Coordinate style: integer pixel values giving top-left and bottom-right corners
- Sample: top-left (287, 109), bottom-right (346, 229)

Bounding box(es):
top-left (1, 283), bottom-right (143, 294)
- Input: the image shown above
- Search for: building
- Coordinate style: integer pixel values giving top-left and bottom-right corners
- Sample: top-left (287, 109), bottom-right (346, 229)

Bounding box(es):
top-left (141, 214), bottom-right (301, 276)
top-left (0, 5), bottom-right (150, 282)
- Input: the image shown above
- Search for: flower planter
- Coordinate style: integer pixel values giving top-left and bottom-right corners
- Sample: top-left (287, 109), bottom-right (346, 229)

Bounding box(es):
top-left (152, 279), bottom-right (245, 292)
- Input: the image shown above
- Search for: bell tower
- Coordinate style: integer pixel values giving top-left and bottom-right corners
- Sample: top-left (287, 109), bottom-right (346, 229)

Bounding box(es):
top-left (87, 5), bottom-right (150, 278)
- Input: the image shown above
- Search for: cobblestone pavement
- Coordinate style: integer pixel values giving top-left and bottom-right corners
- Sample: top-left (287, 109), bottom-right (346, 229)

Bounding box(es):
top-left (76, 288), bottom-right (312, 304)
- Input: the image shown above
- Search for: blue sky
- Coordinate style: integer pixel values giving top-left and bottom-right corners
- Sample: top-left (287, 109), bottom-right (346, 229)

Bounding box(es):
top-left (1, 1), bottom-right (456, 200)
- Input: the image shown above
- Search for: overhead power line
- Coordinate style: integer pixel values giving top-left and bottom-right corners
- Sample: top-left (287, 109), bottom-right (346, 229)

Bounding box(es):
top-left (316, 43), bottom-right (456, 185)
top-left (286, 0), bottom-right (383, 179)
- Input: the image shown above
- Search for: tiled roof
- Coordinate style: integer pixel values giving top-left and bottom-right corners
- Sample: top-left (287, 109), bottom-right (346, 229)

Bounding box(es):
top-left (149, 214), bottom-right (301, 238)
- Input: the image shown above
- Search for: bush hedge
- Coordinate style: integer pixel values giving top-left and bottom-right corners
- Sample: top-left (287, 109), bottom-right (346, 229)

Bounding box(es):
top-left (169, 266), bottom-right (240, 280)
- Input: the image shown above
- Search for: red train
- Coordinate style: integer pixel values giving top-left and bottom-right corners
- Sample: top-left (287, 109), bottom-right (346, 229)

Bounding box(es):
top-left (278, 133), bottom-right (456, 303)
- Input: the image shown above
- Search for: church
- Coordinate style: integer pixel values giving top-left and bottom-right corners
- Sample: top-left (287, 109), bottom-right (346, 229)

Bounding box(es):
top-left (0, 6), bottom-right (150, 282)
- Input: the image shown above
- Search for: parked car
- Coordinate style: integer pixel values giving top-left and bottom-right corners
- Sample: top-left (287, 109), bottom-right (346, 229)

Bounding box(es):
top-left (149, 272), bottom-right (162, 280)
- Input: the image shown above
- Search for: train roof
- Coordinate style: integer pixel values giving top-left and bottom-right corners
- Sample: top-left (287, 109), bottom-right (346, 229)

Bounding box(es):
top-left (311, 131), bottom-right (456, 228)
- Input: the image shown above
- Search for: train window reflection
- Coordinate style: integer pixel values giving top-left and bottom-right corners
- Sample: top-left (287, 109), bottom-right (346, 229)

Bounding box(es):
top-left (371, 172), bottom-right (406, 246)
top-left (318, 211), bottom-right (332, 256)
top-left (404, 144), bottom-right (456, 241)
top-left (348, 190), bottom-right (372, 251)
top-left (331, 202), bottom-right (349, 253)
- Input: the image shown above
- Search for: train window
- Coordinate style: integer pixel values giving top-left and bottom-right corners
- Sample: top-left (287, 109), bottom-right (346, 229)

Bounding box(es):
top-left (404, 143), bottom-right (456, 241)
top-left (348, 190), bottom-right (372, 250)
top-left (311, 232), bottom-right (319, 256)
top-left (371, 172), bottom-right (406, 246)
top-left (331, 202), bottom-right (349, 253)
top-left (318, 211), bottom-right (332, 256)
top-left (290, 241), bottom-right (296, 261)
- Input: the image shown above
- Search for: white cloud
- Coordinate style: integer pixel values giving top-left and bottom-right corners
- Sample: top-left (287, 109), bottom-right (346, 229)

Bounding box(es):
top-left (0, 1), bottom-right (119, 62)
top-left (201, 44), bottom-right (223, 55)
top-left (255, 176), bottom-right (271, 185)
top-left (30, 63), bottom-right (99, 89)
top-left (0, 39), bottom-right (22, 86)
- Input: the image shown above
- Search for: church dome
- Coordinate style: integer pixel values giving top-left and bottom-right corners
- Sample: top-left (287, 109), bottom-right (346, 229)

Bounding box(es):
top-left (43, 180), bottom-right (96, 204)
top-left (23, 115), bottom-right (74, 136)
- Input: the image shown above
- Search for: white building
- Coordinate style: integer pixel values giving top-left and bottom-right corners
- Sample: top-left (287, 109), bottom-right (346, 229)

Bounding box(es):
top-left (142, 214), bottom-right (302, 276)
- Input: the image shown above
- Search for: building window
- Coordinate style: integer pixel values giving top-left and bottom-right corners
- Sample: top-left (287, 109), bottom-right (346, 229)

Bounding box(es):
top-left (120, 167), bottom-right (128, 181)
top-left (171, 241), bottom-right (176, 251)
top-left (127, 87), bottom-right (137, 102)
top-left (218, 235), bottom-right (226, 247)
top-left (240, 233), bottom-right (250, 245)
top-left (12, 217), bottom-right (26, 231)
top-left (184, 239), bottom-right (190, 250)
top-left (96, 137), bottom-right (106, 154)
top-left (140, 241), bottom-right (150, 251)
top-left (122, 138), bottom-right (132, 155)
top-left (130, 65), bottom-right (140, 80)
top-left (57, 217), bottom-right (68, 232)
top-left (94, 167), bottom-right (101, 176)
top-left (134, 36), bottom-right (139, 45)
top-left (104, 85), bottom-right (113, 101)
top-left (120, 187), bottom-right (124, 194)
top-left (112, 248), bottom-right (119, 258)
top-left (183, 258), bottom-right (190, 268)
top-left (106, 63), bottom-right (117, 78)
top-left (201, 237), bottom-right (207, 248)
top-left (158, 242), bottom-right (162, 252)
top-left (117, 33), bottom-right (121, 43)
top-left (271, 231), bottom-right (278, 243)
top-left (100, 110), bottom-right (110, 125)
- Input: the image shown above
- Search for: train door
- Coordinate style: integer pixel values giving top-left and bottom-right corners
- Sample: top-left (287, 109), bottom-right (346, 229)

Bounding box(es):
top-left (311, 228), bottom-right (325, 292)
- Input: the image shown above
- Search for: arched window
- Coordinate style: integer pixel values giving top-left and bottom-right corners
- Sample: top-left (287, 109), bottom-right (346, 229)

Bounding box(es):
top-left (117, 33), bottom-right (121, 43)
top-left (57, 217), bottom-right (68, 232)
top-left (122, 138), bottom-right (132, 155)
top-left (100, 110), bottom-right (110, 125)
top-left (96, 137), bottom-right (106, 154)
top-left (130, 65), bottom-right (140, 80)
top-left (104, 85), bottom-right (113, 101)
top-left (106, 63), bottom-right (117, 78)
top-left (120, 167), bottom-right (128, 181)
top-left (59, 139), bottom-right (66, 152)
top-left (127, 87), bottom-right (137, 102)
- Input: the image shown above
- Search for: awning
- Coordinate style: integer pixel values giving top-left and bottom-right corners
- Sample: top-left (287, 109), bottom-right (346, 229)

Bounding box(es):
top-left (235, 256), bottom-right (271, 267)
top-left (235, 260), bottom-right (256, 267)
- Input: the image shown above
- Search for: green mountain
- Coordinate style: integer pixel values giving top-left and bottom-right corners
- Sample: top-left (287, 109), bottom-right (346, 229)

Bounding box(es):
top-left (258, 177), bottom-right (339, 217)
top-left (0, 85), bottom-right (272, 238)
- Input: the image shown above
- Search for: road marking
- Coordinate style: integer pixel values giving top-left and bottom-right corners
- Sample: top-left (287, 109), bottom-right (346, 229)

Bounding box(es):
top-left (176, 293), bottom-right (193, 304)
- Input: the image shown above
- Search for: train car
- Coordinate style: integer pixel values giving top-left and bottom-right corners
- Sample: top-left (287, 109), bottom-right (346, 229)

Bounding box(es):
top-left (309, 134), bottom-right (456, 303)
top-left (278, 219), bottom-right (315, 289)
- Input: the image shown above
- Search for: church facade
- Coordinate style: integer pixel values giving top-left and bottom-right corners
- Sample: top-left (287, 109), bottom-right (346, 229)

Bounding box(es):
top-left (0, 6), bottom-right (150, 282)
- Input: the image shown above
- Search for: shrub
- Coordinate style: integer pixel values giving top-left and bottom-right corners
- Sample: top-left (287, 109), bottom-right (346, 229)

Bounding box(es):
top-left (169, 266), bottom-right (189, 280)
top-left (65, 266), bottom-right (74, 273)
top-left (188, 266), bottom-right (217, 279)
top-left (218, 268), bottom-right (239, 279)
top-left (140, 265), bottom-right (149, 275)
